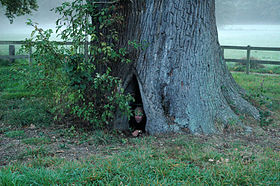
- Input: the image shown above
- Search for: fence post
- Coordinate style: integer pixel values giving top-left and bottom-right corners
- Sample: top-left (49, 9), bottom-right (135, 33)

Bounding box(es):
top-left (9, 45), bottom-right (15, 63)
top-left (29, 46), bottom-right (32, 65)
top-left (246, 45), bottom-right (251, 74)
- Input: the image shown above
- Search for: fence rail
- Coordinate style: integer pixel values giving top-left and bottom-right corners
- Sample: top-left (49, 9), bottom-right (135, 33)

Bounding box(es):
top-left (1, 41), bottom-right (280, 74)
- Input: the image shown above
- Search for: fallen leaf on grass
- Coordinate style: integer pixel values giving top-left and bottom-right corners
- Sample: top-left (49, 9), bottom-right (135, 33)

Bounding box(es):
top-left (56, 150), bottom-right (65, 153)
top-left (29, 124), bottom-right (36, 129)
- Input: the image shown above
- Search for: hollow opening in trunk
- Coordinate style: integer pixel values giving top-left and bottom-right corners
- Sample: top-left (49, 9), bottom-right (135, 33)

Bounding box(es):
top-left (127, 75), bottom-right (146, 133)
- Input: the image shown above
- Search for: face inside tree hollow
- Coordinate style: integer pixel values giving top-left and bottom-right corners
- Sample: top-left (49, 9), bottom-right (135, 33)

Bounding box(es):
top-left (134, 107), bottom-right (143, 123)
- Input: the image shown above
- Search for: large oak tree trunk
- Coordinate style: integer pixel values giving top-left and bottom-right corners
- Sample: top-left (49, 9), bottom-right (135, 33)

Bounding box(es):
top-left (114, 0), bottom-right (259, 134)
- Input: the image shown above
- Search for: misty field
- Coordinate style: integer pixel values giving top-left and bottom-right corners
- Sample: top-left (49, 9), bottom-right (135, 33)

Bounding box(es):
top-left (218, 25), bottom-right (280, 61)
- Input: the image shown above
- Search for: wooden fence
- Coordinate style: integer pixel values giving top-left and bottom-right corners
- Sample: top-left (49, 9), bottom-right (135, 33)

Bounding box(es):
top-left (0, 41), bottom-right (31, 64)
top-left (0, 41), bottom-right (75, 65)
top-left (221, 45), bottom-right (280, 74)
top-left (1, 41), bottom-right (280, 74)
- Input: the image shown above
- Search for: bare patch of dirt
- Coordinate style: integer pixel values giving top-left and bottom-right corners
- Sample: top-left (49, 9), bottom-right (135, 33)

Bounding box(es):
top-left (0, 123), bottom-right (107, 166)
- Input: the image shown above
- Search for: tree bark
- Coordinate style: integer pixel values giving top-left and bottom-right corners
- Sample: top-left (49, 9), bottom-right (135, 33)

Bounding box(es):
top-left (114, 0), bottom-right (259, 134)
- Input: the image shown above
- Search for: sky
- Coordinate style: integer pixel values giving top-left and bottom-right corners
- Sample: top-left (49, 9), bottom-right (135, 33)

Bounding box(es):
top-left (0, 0), bottom-right (279, 42)
top-left (0, 0), bottom-right (64, 37)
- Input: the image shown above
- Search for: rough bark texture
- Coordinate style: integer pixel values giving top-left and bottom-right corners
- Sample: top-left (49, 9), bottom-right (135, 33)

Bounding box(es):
top-left (114, 0), bottom-right (259, 134)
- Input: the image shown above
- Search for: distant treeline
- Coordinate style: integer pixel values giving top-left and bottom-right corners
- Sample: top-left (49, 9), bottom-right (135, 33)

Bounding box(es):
top-left (216, 0), bottom-right (280, 25)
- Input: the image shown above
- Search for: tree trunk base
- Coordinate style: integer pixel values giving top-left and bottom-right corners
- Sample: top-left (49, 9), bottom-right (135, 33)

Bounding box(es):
top-left (113, 0), bottom-right (260, 135)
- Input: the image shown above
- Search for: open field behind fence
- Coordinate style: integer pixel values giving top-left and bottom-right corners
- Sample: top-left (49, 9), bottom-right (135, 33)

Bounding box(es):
top-left (1, 40), bottom-right (279, 74)
top-left (218, 25), bottom-right (280, 47)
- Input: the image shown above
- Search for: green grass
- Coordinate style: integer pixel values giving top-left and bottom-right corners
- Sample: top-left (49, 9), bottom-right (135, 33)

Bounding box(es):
top-left (22, 137), bottom-right (51, 145)
top-left (0, 98), bottom-right (53, 127)
top-left (0, 60), bottom-right (33, 98)
top-left (232, 72), bottom-right (280, 126)
top-left (227, 63), bottom-right (280, 74)
top-left (0, 59), bottom-right (53, 127)
top-left (0, 126), bottom-right (11, 134)
top-left (0, 136), bottom-right (279, 185)
top-left (0, 31), bottom-right (279, 185)
top-left (4, 130), bottom-right (25, 139)
top-left (232, 73), bottom-right (280, 100)
top-left (0, 70), bottom-right (279, 184)
top-left (17, 146), bottom-right (49, 160)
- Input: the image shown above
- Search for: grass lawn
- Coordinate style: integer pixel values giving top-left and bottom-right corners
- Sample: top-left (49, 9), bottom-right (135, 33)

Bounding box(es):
top-left (0, 27), bottom-right (279, 184)
top-left (232, 73), bottom-right (280, 99)
top-left (0, 134), bottom-right (279, 185)
top-left (0, 59), bottom-right (279, 185)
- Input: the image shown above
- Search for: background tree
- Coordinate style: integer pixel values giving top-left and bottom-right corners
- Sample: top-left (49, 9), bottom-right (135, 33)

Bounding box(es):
top-left (0, 0), bottom-right (38, 23)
